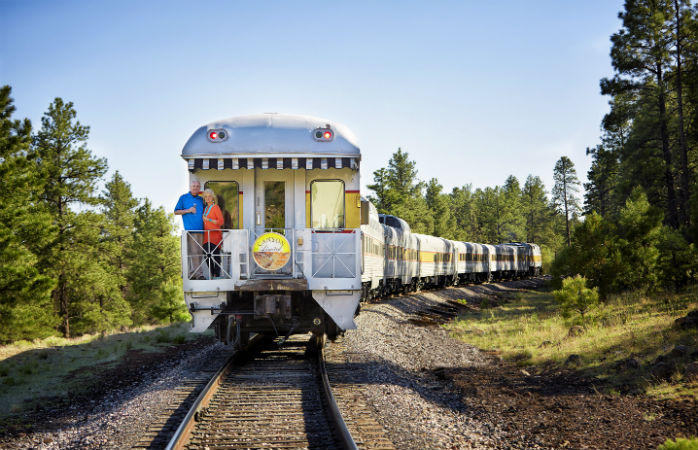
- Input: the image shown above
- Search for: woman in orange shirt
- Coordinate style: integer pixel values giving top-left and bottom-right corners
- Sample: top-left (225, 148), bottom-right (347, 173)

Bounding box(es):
top-left (203, 189), bottom-right (224, 278)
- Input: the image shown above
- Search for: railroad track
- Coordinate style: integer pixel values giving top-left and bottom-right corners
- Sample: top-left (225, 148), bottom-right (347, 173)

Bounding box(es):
top-left (164, 334), bottom-right (392, 450)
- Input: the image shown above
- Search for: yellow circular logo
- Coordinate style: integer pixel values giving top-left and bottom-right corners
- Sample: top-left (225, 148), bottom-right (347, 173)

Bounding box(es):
top-left (252, 232), bottom-right (291, 271)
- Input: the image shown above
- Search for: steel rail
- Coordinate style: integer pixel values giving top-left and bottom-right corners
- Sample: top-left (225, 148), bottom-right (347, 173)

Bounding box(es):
top-left (165, 334), bottom-right (358, 450)
top-left (164, 334), bottom-right (263, 450)
top-left (317, 337), bottom-right (360, 450)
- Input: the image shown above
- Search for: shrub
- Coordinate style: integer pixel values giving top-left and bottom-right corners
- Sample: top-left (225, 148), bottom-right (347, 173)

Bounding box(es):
top-left (658, 437), bottom-right (698, 450)
top-left (553, 275), bottom-right (599, 321)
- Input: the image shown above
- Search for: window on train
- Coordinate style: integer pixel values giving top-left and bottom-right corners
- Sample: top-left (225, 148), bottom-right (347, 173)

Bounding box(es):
top-left (204, 181), bottom-right (239, 229)
top-left (311, 180), bottom-right (345, 229)
top-left (385, 216), bottom-right (401, 229)
top-left (265, 181), bottom-right (286, 229)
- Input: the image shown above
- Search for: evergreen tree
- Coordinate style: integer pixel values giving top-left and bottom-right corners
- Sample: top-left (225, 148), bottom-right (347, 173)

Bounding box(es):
top-left (366, 168), bottom-right (389, 213)
top-left (101, 171), bottom-right (139, 298)
top-left (584, 145), bottom-right (620, 218)
top-left (671, 0), bottom-right (694, 226)
top-left (603, 0), bottom-right (680, 227)
top-left (127, 200), bottom-right (188, 324)
top-left (551, 212), bottom-right (622, 297)
top-left (32, 98), bottom-right (108, 337)
top-left (0, 86), bottom-right (57, 342)
top-left (614, 188), bottom-right (663, 290)
top-left (501, 175), bottom-right (525, 241)
top-left (367, 148), bottom-right (434, 233)
top-left (474, 186), bottom-right (506, 243)
top-left (425, 178), bottom-right (455, 238)
top-left (521, 175), bottom-right (550, 244)
top-left (552, 156), bottom-right (581, 246)
top-left (449, 185), bottom-right (478, 241)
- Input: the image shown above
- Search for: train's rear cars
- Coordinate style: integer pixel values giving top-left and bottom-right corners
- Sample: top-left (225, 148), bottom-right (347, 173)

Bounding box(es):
top-left (180, 114), bottom-right (363, 340)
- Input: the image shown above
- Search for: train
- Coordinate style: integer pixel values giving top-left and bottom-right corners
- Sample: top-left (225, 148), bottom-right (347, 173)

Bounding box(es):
top-left (178, 113), bottom-right (542, 346)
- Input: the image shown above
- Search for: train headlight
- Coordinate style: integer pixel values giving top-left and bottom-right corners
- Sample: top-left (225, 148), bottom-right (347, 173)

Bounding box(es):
top-left (313, 127), bottom-right (333, 142)
top-left (207, 129), bottom-right (228, 142)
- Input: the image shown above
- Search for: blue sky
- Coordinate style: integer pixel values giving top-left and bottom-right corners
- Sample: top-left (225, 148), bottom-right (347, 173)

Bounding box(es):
top-left (1, 1), bottom-right (623, 212)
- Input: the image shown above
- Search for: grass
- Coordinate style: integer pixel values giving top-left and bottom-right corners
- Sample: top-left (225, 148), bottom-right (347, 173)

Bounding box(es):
top-left (444, 284), bottom-right (698, 399)
top-left (0, 322), bottom-right (207, 420)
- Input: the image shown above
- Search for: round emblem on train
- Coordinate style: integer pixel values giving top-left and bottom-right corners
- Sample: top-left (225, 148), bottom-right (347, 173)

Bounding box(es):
top-left (252, 232), bottom-right (291, 271)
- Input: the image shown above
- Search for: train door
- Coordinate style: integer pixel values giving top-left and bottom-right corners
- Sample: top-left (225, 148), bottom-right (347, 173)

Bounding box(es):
top-left (254, 170), bottom-right (294, 232)
top-left (251, 170), bottom-right (295, 277)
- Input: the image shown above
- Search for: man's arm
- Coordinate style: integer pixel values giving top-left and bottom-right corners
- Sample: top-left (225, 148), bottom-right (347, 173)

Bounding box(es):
top-left (174, 196), bottom-right (194, 215)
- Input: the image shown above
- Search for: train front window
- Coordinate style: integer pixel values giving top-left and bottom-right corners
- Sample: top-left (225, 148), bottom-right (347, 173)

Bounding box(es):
top-left (204, 181), bottom-right (239, 229)
top-left (264, 181), bottom-right (286, 229)
top-left (311, 180), bottom-right (345, 229)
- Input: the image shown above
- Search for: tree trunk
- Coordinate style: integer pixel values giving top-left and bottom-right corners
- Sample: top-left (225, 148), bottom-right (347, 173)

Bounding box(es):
top-left (674, 0), bottom-right (690, 227)
top-left (656, 63), bottom-right (679, 228)
top-left (562, 179), bottom-right (572, 247)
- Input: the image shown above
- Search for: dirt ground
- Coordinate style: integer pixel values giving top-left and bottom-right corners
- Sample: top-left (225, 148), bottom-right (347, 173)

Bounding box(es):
top-left (0, 335), bottom-right (217, 445)
top-left (1, 279), bottom-right (696, 450)
top-left (443, 281), bottom-right (698, 449)
top-left (442, 364), bottom-right (697, 449)
top-left (339, 278), bottom-right (698, 450)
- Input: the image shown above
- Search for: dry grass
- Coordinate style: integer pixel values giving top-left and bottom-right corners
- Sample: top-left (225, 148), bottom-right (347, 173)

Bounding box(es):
top-left (0, 323), bottom-right (204, 418)
top-left (444, 285), bottom-right (698, 399)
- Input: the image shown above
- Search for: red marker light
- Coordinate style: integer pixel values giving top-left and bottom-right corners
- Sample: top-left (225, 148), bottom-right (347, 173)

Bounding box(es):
top-left (209, 131), bottom-right (218, 140)
top-left (323, 131), bottom-right (332, 139)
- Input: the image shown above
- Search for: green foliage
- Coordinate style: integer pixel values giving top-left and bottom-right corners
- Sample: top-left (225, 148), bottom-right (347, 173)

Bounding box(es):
top-left (368, 149), bottom-right (567, 249)
top-left (551, 212), bottom-right (622, 296)
top-left (614, 188), bottom-right (663, 291)
top-left (595, 0), bottom-right (698, 230)
top-left (553, 186), bottom-right (697, 296)
top-left (0, 86), bottom-right (190, 343)
top-left (552, 156), bottom-right (581, 246)
top-left (553, 275), bottom-right (600, 321)
top-left (522, 175), bottom-right (550, 244)
top-left (32, 97), bottom-right (109, 337)
top-left (127, 200), bottom-right (188, 325)
top-left (0, 86), bottom-right (58, 343)
top-left (658, 437), bottom-right (698, 450)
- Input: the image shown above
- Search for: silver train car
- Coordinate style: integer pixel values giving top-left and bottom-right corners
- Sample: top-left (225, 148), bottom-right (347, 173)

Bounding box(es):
top-left (178, 113), bottom-right (543, 345)
top-left (179, 113), bottom-right (365, 344)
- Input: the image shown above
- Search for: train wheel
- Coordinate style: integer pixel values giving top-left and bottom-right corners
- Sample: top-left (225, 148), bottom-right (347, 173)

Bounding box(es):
top-left (225, 315), bottom-right (245, 349)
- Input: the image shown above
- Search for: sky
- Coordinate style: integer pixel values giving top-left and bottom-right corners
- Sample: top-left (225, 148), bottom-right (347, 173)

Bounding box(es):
top-left (1, 0), bottom-right (624, 213)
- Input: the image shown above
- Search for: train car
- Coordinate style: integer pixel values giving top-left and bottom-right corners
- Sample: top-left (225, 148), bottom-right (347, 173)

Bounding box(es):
top-left (462, 242), bottom-right (492, 282)
top-left (360, 200), bottom-right (384, 300)
top-left (527, 243), bottom-right (543, 276)
top-left (494, 244), bottom-right (516, 279)
top-left (502, 242), bottom-right (542, 278)
top-left (453, 240), bottom-right (468, 283)
top-left (179, 113), bottom-right (366, 344)
top-left (415, 234), bottom-right (456, 287)
top-left (380, 214), bottom-right (419, 294)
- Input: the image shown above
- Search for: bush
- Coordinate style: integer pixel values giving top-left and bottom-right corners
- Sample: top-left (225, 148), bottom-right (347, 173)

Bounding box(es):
top-left (553, 275), bottom-right (599, 321)
top-left (658, 437), bottom-right (698, 450)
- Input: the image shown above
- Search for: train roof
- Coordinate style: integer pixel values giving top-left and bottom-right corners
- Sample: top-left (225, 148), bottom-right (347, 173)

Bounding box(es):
top-left (181, 113), bottom-right (361, 159)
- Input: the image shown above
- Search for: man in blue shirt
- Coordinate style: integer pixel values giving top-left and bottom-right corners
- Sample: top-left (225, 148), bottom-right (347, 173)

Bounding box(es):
top-left (175, 180), bottom-right (205, 279)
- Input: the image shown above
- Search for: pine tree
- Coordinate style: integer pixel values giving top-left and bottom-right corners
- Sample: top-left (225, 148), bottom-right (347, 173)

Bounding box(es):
top-left (552, 156), bottom-right (581, 246)
top-left (584, 145), bottom-right (620, 218)
top-left (32, 98), bottom-right (108, 337)
top-left (603, 0), bottom-right (680, 227)
top-left (0, 86), bottom-right (57, 342)
top-left (367, 148), bottom-right (434, 233)
top-left (501, 175), bottom-right (525, 242)
top-left (521, 175), bottom-right (550, 244)
top-left (367, 168), bottom-right (390, 213)
top-left (474, 186), bottom-right (506, 244)
top-left (425, 178), bottom-right (455, 238)
top-left (671, 0), bottom-right (693, 226)
top-left (101, 171), bottom-right (139, 298)
top-left (127, 200), bottom-right (188, 325)
top-left (449, 185), bottom-right (478, 241)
